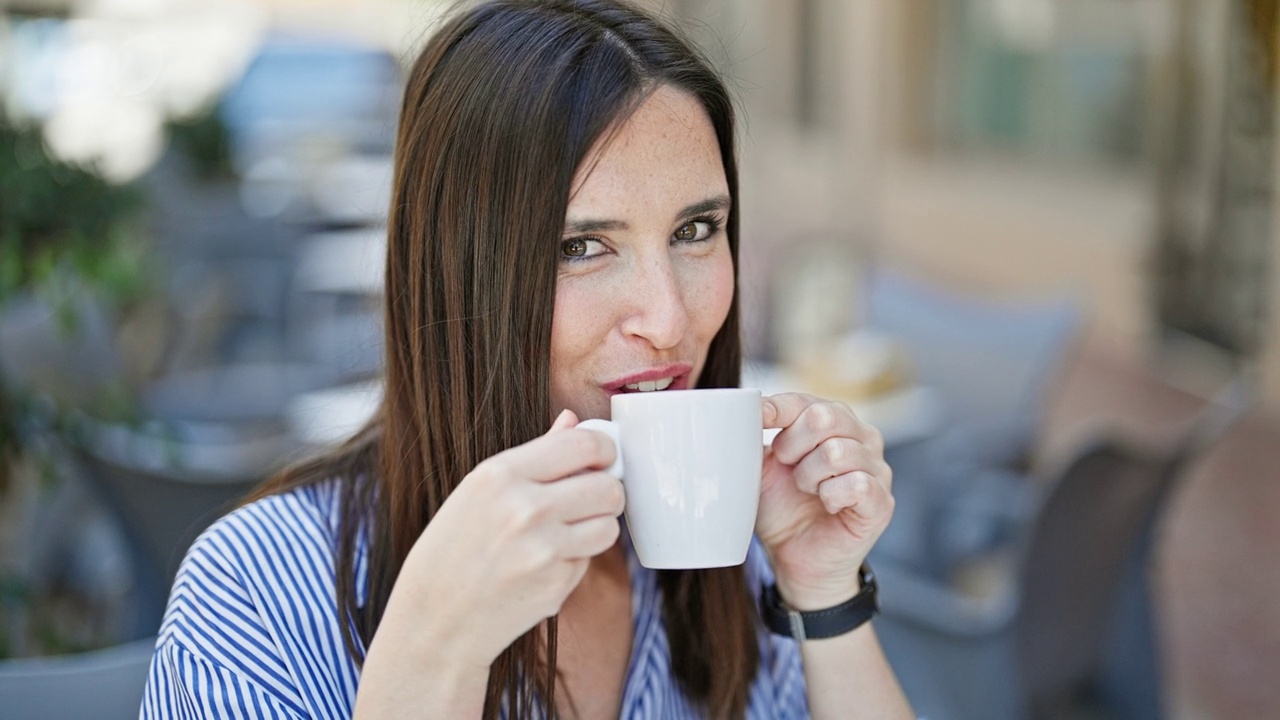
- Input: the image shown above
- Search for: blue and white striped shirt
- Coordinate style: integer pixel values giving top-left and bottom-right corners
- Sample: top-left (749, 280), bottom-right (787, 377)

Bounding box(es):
top-left (141, 481), bottom-right (810, 718)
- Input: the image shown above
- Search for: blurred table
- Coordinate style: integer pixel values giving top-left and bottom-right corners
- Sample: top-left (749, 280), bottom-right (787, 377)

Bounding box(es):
top-left (742, 361), bottom-right (944, 448)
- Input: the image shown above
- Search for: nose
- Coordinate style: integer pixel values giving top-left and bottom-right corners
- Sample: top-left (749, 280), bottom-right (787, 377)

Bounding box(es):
top-left (618, 253), bottom-right (690, 350)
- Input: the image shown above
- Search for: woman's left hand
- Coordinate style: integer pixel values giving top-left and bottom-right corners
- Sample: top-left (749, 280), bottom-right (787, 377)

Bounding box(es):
top-left (756, 392), bottom-right (894, 610)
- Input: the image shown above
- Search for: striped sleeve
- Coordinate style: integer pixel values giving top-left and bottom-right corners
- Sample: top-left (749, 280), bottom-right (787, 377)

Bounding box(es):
top-left (140, 486), bottom-right (359, 719)
top-left (143, 640), bottom-right (307, 720)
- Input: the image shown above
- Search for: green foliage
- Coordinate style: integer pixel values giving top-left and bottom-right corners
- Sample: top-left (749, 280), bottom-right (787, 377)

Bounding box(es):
top-left (0, 117), bottom-right (150, 500)
top-left (166, 105), bottom-right (235, 181)
top-left (0, 118), bottom-right (147, 307)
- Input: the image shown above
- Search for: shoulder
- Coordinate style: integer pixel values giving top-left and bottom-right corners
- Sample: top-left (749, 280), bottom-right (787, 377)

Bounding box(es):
top-left (185, 482), bottom-right (341, 582)
top-left (160, 481), bottom-right (348, 650)
top-left (148, 481), bottom-right (363, 718)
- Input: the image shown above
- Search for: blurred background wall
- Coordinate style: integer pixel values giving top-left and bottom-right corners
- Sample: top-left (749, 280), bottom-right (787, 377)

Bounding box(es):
top-left (671, 0), bottom-right (1278, 407)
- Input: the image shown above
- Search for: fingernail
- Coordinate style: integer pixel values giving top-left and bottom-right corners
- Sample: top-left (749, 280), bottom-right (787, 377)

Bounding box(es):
top-left (762, 400), bottom-right (777, 424)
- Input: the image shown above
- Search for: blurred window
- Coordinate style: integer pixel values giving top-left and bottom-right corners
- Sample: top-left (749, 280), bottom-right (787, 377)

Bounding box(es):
top-left (932, 0), bottom-right (1159, 166)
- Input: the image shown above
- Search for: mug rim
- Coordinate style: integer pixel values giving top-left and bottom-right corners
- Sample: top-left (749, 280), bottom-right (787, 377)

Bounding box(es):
top-left (610, 387), bottom-right (761, 405)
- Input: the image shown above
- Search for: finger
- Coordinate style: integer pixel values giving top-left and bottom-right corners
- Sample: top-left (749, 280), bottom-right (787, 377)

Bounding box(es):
top-left (764, 394), bottom-right (884, 455)
top-left (539, 557), bottom-right (591, 617)
top-left (792, 437), bottom-right (875, 494)
top-left (762, 392), bottom-right (821, 430)
top-left (817, 471), bottom-right (894, 529)
top-left (769, 399), bottom-right (863, 465)
top-left (548, 408), bottom-right (579, 433)
top-left (880, 458), bottom-right (893, 493)
top-left (485, 427), bottom-right (617, 482)
top-left (542, 471), bottom-right (626, 523)
top-left (559, 515), bottom-right (622, 559)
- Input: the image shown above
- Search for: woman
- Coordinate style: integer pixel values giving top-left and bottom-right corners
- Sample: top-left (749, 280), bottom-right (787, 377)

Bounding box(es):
top-left (142, 1), bottom-right (913, 718)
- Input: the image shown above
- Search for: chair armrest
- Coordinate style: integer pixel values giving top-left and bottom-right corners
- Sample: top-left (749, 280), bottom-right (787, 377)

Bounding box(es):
top-left (874, 559), bottom-right (1019, 638)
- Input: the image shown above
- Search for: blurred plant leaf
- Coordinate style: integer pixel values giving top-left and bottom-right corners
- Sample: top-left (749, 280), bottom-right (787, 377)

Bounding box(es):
top-left (166, 105), bottom-right (236, 181)
top-left (0, 118), bottom-right (147, 309)
top-left (0, 116), bottom-right (152, 552)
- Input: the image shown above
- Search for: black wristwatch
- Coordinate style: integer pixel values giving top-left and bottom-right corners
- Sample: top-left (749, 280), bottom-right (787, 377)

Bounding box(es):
top-left (761, 563), bottom-right (879, 641)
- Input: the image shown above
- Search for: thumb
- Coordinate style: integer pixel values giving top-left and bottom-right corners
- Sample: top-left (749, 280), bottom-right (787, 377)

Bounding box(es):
top-left (548, 408), bottom-right (579, 433)
top-left (762, 397), bottom-right (779, 427)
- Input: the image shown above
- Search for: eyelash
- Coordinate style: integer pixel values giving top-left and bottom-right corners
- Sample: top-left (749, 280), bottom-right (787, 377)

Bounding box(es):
top-left (559, 213), bottom-right (726, 264)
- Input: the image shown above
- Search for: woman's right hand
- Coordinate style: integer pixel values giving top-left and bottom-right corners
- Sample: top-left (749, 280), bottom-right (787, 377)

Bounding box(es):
top-left (355, 409), bottom-right (623, 717)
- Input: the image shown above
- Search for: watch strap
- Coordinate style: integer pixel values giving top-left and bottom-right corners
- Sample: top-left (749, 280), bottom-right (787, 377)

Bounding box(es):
top-left (760, 563), bottom-right (879, 641)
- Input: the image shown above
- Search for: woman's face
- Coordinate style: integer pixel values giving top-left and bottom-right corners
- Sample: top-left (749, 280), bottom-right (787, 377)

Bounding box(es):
top-left (550, 85), bottom-right (735, 421)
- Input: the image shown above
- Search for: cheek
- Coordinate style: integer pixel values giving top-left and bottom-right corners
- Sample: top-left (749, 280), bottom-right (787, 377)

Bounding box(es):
top-left (550, 285), bottom-right (584, 368)
top-left (689, 250), bottom-right (736, 339)
top-left (550, 279), bottom-right (613, 375)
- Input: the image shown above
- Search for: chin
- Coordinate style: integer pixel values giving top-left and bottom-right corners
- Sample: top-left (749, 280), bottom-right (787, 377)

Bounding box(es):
top-left (552, 393), bottom-right (610, 423)
top-left (580, 401), bottom-right (613, 421)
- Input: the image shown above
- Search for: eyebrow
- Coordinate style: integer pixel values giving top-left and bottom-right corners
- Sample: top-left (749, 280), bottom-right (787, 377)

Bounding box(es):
top-left (563, 194), bottom-right (732, 235)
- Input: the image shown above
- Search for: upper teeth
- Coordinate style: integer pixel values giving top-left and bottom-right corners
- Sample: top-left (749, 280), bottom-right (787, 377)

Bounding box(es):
top-left (625, 377), bottom-right (674, 392)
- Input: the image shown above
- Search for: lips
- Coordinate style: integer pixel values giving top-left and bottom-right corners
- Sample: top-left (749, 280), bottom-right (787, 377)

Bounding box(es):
top-left (602, 363), bottom-right (694, 395)
top-left (625, 376), bottom-right (674, 392)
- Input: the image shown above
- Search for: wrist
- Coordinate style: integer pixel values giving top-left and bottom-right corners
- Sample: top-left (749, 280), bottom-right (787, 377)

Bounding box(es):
top-left (359, 621), bottom-right (490, 719)
top-left (773, 573), bottom-right (862, 612)
top-left (381, 590), bottom-right (497, 671)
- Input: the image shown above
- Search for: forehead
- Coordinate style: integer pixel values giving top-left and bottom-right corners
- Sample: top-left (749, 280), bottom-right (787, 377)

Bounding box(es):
top-left (567, 86), bottom-right (726, 220)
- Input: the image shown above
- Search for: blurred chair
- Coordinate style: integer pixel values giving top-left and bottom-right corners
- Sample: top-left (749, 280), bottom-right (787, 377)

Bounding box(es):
top-left (864, 265), bottom-right (1082, 470)
top-left (873, 380), bottom-right (1251, 720)
top-left (69, 363), bottom-right (320, 630)
top-left (69, 423), bottom-right (270, 633)
top-left (864, 266), bottom-right (1082, 574)
top-left (161, 252), bottom-right (299, 368)
top-left (0, 636), bottom-right (156, 720)
top-left (0, 444), bottom-right (160, 720)
top-left (0, 291), bottom-right (123, 409)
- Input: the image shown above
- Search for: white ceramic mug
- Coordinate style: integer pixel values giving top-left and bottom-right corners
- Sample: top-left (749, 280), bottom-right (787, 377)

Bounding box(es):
top-left (578, 388), bottom-right (763, 569)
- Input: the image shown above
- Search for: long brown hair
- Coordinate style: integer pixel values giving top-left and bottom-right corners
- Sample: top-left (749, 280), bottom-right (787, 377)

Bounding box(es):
top-left (246, 1), bottom-right (757, 716)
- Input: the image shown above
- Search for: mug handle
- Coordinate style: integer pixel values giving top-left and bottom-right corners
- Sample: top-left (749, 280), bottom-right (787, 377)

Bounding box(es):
top-left (577, 418), bottom-right (624, 479)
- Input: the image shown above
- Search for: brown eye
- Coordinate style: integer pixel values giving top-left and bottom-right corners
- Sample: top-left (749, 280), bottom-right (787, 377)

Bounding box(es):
top-left (562, 238), bottom-right (589, 257)
top-left (674, 222), bottom-right (697, 241)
